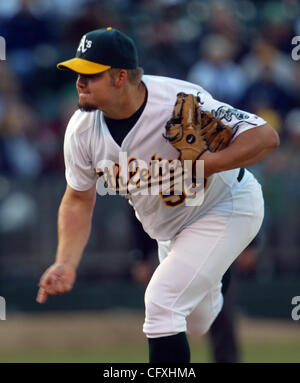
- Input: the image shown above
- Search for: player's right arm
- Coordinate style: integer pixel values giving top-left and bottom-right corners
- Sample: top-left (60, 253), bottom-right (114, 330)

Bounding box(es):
top-left (36, 183), bottom-right (96, 304)
top-left (37, 110), bottom-right (98, 304)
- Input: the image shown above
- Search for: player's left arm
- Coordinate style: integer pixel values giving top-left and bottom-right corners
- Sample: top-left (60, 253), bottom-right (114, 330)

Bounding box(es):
top-left (199, 123), bottom-right (280, 178)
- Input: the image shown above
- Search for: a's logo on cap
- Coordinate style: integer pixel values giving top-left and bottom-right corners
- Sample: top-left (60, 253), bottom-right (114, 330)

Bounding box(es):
top-left (77, 35), bottom-right (92, 54)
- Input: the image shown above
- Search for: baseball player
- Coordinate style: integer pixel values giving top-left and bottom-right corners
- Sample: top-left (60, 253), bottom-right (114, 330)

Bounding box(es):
top-left (36, 28), bottom-right (279, 363)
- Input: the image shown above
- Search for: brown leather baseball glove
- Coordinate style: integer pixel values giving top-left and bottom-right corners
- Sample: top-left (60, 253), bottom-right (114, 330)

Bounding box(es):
top-left (164, 92), bottom-right (233, 180)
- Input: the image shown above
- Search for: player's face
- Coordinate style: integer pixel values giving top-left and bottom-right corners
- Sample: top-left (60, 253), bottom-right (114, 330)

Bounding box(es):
top-left (76, 70), bottom-right (114, 111)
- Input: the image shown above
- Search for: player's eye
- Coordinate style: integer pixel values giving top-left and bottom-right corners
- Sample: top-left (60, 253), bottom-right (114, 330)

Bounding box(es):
top-left (87, 73), bottom-right (105, 80)
top-left (78, 73), bottom-right (104, 82)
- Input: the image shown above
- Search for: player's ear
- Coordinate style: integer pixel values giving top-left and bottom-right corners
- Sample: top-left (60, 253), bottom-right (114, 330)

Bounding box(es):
top-left (114, 69), bottom-right (127, 88)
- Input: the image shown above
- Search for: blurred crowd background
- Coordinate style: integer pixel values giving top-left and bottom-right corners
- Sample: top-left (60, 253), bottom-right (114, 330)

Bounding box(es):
top-left (0, 0), bottom-right (299, 318)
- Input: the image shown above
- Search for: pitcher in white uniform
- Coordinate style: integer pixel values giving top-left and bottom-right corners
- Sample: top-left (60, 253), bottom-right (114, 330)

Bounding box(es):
top-left (36, 28), bottom-right (279, 363)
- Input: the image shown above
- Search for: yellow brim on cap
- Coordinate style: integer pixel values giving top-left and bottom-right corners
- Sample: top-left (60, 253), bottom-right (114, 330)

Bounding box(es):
top-left (57, 57), bottom-right (111, 74)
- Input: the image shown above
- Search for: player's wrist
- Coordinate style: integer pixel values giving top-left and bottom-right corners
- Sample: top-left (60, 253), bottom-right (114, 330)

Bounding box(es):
top-left (54, 257), bottom-right (80, 270)
top-left (197, 151), bottom-right (220, 178)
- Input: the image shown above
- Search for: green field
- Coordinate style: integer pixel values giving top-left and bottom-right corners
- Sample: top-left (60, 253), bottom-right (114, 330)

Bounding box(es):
top-left (0, 311), bottom-right (299, 363)
top-left (1, 340), bottom-right (300, 363)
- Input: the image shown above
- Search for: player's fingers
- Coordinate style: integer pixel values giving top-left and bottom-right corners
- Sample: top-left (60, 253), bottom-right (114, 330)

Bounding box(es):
top-left (46, 276), bottom-right (73, 295)
top-left (210, 135), bottom-right (224, 152)
top-left (201, 110), bottom-right (214, 127)
top-left (55, 278), bottom-right (72, 294)
top-left (38, 274), bottom-right (54, 292)
top-left (173, 93), bottom-right (185, 120)
top-left (54, 280), bottom-right (65, 294)
top-left (181, 94), bottom-right (194, 126)
top-left (201, 120), bottom-right (219, 140)
top-left (191, 95), bottom-right (200, 125)
top-left (38, 273), bottom-right (48, 289)
top-left (39, 269), bottom-right (59, 288)
top-left (38, 274), bottom-right (59, 295)
top-left (195, 99), bottom-right (202, 126)
top-left (165, 123), bottom-right (182, 143)
top-left (36, 287), bottom-right (48, 304)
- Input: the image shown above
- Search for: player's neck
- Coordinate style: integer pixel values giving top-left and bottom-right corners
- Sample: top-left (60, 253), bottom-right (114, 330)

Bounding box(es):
top-left (103, 82), bottom-right (146, 120)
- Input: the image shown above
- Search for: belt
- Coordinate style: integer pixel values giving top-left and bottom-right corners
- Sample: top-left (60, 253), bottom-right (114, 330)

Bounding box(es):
top-left (237, 167), bottom-right (245, 182)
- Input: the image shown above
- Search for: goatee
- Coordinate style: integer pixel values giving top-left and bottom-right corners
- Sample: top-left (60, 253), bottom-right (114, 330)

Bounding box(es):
top-left (77, 102), bottom-right (98, 112)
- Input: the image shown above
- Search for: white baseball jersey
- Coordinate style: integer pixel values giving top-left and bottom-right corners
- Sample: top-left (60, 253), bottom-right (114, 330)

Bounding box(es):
top-left (64, 75), bottom-right (266, 240)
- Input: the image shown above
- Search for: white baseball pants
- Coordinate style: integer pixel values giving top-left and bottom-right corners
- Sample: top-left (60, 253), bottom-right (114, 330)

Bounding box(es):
top-left (143, 171), bottom-right (264, 338)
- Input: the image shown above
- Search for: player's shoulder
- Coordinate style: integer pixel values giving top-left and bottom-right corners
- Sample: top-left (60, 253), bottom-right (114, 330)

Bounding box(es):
top-left (143, 74), bottom-right (203, 90)
top-left (65, 109), bottom-right (98, 138)
top-left (142, 74), bottom-right (211, 106)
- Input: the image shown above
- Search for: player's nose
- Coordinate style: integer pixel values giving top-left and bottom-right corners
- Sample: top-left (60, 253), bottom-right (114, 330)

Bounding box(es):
top-left (76, 74), bottom-right (89, 89)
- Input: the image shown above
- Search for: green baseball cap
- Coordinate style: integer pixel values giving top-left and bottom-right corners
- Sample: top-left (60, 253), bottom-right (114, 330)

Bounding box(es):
top-left (57, 27), bottom-right (139, 75)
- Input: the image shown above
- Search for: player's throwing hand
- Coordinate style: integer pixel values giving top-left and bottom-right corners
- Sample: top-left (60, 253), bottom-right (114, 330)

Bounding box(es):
top-left (36, 263), bottom-right (76, 304)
